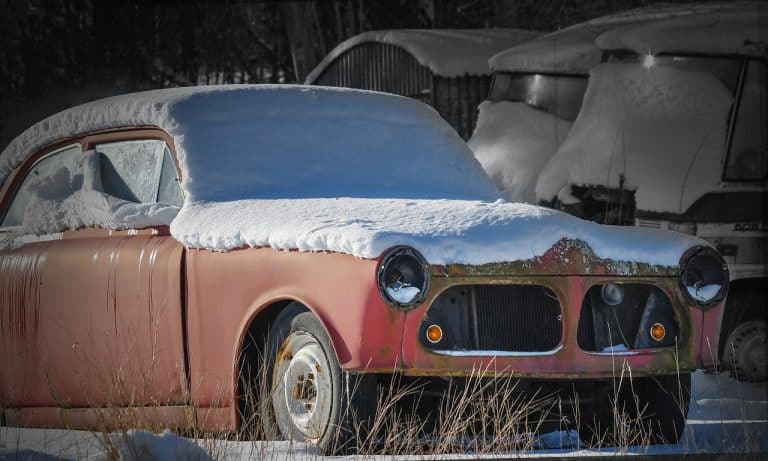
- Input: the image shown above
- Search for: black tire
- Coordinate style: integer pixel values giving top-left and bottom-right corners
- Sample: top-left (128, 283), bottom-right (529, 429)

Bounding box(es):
top-left (720, 290), bottom-right (767, 382)
top-left (578, 373), bottom-right (690, 446)
top-left (262, 303), bottom-right (376, 454)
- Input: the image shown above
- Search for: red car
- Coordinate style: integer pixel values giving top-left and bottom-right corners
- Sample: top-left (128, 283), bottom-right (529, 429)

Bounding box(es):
top-left (0, 86), bottom-right (727, 452)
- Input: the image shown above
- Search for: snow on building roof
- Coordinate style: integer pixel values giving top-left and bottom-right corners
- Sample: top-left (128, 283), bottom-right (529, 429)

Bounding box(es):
top-left (305, 28), bottom-right (540, 82)
top-left (489, 2), bottom-right (753, 74)
top-left (1, 84), bottom-right (707, 266)
top-left (596, 7), bottom-right (767, 56)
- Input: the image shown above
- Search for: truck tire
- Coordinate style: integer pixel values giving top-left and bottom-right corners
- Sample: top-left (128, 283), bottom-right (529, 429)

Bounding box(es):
top-left (262, 304), bottom-right (376, 454)
top-left (723, 320), bottom-right (767, 382)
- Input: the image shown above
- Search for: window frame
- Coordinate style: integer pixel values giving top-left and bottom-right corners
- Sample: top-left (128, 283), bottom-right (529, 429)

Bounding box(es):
top-left (0, 127), bottom-right (184, 231)
top-left (721, 57), bottom-right (768, 183)
top-left (0, 140), bottom-right (86, 228)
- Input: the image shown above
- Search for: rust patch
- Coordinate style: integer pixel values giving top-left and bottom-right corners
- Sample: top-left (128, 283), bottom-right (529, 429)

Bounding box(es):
top-left (437, 238), bottom-right (676, 278)
top-left (0, 249), bottom-right (47, 337)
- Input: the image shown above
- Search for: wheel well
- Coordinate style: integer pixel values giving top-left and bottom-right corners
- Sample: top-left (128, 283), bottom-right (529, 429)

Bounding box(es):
top-left (235, 299), bottom-right (299, 430)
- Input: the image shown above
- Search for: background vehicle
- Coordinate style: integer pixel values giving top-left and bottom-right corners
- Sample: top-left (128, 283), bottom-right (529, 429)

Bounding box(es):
top-left (469, 2), bottom-right (744, 204)
top-left (471, 3), bottom-right (766, 381)
top-left (0, 86), bottom-right (727, 451)
top-left (305, 28), bottom-right (539, 138)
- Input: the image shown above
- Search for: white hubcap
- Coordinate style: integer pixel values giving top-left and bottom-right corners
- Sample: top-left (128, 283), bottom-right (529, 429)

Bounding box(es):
top-left (273, 332), bottom-right (332, 440)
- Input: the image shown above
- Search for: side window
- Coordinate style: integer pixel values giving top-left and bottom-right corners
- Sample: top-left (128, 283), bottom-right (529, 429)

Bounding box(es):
top-left (1, 145), bottom-right (82, 228)
top-left (157, 146), bottom-right (184, 207)
top-left (97, 140), bottom-right (165, 203)
top-left (724, 60), bottom-right (767, 181)
top-left (96, 140), bottom-right (183, 206)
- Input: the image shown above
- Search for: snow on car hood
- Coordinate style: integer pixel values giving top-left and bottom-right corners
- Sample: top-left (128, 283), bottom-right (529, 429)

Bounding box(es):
top-left (469, 101), bottom-right (572, 203)
top-left (535, 62), bottom-right (733, 214)
top-left (171, 197), bottom-right (706, 267)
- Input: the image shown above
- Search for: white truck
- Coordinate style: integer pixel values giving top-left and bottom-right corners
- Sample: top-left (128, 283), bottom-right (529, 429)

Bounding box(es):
top-left (471, 3), bottom-right (766, 380)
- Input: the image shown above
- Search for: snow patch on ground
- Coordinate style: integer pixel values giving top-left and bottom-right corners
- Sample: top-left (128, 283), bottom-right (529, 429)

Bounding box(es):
top-left (305, 29), bottom-right (540, 81)
top-left (469, 101), bottom-right (572, 203)
top-left (535, 62), bottom-right (733, 213)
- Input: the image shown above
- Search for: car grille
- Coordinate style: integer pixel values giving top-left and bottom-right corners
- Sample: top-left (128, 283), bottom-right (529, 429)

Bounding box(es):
top-left (422, 285), bottom-right (562, 353)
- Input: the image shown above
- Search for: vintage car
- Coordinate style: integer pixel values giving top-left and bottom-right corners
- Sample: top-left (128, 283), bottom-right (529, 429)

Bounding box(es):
top-left (0, 86), bottom-right (727, 452)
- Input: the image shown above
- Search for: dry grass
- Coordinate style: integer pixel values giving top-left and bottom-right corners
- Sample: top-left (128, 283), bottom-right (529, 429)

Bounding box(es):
top-left (2, 333), bottom-right (763, 459)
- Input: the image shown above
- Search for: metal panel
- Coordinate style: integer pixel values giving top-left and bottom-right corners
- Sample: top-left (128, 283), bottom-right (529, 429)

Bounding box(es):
top-left (314, 42), bottom-right (500, 137)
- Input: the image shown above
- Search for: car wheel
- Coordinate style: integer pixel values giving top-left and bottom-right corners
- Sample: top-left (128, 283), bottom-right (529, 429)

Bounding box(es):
top-left (263, 305), bottom-right (376, 454)
top-left (723, 320), bottom-right (767, 382)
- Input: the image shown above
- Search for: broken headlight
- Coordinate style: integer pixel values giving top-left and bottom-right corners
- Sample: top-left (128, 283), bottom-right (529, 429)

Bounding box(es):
top-left (680, 246), bottom-right (728, 308)
top-left (377, 246), bottom-right (429, 310)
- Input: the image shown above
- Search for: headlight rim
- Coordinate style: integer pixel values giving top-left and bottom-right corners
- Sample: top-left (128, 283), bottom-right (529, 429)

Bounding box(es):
top-left (377, 245), bottom-right (430, 311)
top-left (679, 245), bottom-right (729, 308)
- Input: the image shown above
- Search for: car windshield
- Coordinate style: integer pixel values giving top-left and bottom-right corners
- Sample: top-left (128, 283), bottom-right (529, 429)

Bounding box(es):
top-left (168, 87), bottom-right (502, 202)
top-left (489, 73), bottom-right (589, 122)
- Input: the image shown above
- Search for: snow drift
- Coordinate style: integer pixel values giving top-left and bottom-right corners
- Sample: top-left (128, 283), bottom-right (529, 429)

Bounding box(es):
top-left (468, 102), bottom-right (572, 203)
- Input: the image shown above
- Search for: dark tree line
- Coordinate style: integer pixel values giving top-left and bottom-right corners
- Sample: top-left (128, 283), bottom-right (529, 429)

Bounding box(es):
top-left (1, 0), bottom-right (717, 149)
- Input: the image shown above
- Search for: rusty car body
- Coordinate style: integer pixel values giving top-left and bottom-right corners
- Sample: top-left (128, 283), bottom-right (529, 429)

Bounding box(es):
top-left (0, 86), bottom-right (728, 452)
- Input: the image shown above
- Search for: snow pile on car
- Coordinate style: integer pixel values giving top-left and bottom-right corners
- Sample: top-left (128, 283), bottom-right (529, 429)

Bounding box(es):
top-left (597, 7), bottom-right (767, 57)
top-left (2, 85), bottom-right (707, 265)
top-left (171, 197), bottom-right (705, 266)
top-left (468, 101), bottom-right (572, 203)
top-left (489, 2), bottom-right (743, 74)
top-left (306, 28), bottom-right (540, 81)
top-left (535, 62), bottom-right (733, 213)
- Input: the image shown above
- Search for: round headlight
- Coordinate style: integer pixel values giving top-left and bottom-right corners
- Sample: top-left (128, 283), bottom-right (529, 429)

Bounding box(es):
top-left (680, 246), bottom-right (729, 308)
top-left (377, 246), bottom-right (430, 310)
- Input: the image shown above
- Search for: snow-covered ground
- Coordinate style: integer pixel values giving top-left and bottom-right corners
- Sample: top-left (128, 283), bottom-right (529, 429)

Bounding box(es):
top-left (2, 371), bottom-right (765, 460)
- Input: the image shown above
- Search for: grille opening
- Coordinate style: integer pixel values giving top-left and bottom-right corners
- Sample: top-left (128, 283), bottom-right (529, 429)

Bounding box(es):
top-left (577, 284), bottom-right (679, 352)
top-left (421, 285), bottom-right (562, 353)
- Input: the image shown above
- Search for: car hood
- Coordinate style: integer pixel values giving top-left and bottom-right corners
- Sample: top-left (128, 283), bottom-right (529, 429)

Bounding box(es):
top-left (171, 197), bottom-right (707, 271)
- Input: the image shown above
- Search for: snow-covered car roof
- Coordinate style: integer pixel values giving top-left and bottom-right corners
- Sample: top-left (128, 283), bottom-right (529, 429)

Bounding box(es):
top-left (1, 85), bottom-right (706, 266)
top-left (0, 85), bottom-right (499, 203)
top-left (596, 7), bottom-right (767, 57)
top-left (305, 28), bottom-right (540, 82)
top-left (489, 2), bottom-right (753, 74)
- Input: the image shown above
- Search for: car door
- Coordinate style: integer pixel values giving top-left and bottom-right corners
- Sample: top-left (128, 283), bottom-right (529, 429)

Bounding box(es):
top-left (0, 131), bottom-right (187, 412)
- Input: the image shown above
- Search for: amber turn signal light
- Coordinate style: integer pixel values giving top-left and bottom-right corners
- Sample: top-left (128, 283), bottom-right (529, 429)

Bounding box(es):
top-left (426, 324), bottom-right (443, 344)
top-left (650, 323), bottom-right (666, 342)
